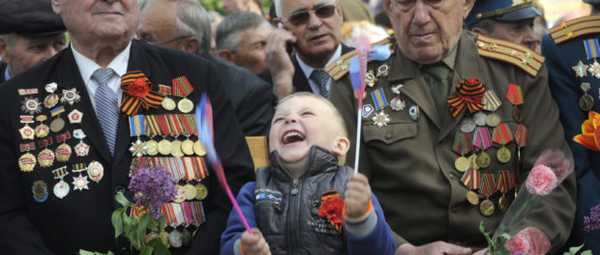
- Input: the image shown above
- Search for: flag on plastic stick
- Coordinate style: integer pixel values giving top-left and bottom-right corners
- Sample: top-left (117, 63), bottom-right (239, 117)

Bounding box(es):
top-left (196, 93), bottom-right (251, 231)
top-left (349, 37), bottom-right (370, 174)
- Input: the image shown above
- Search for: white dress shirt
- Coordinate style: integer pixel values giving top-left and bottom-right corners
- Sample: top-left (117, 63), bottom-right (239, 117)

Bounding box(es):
top-left (295, 45), bottom-right (342, 95)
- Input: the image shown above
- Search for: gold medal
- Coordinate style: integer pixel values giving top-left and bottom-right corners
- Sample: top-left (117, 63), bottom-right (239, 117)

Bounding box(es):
top-left (174, 185), bottom-right (186, 203)
top-left (55, 143), bottom-right (72, 162)
top-left (479, 199), bottom-right (495, 216)
top-left (35, 124), bottom-right (50, 138)
top-left (43, 94), bottom-right (60, 109)
top-left (18, 153), bottom-right (37, 172)
top-left (579, 94), bottom-right (595, 112)
top-left (193, 141), bottom-right (206, 156)
top-left (158, 140), bottom-right (172, 156)
top-left (499, 195), bottom-right (510, 211)
top-left (177, 98), bottom-right (194, 113)
top-left (146, 140), bottom-right (159, 156)
top-left (50, 118), bottom-right (65, 133)
top-left (454, 156), bottom-right (470, 172)
top-left (466, 191), bottom-right (480, 205)
top-left (161, 97), bottom-right (177, 111)
top-left (171, 140), bottom-right (184, 157)
top-left (497, 146), bottom-right (512, 164)
top-left (181, 139), bottom-right (195, 156)
top-left (19, 125), bottom-right (35, 140)
top-left (195, 183), bottom-right (208, 200)
top-left (476, 152), bottom-right (491, 169)
top-left (468, 154), bottom-right (479, 170)
top-left (88, 161), bottom-right (104, 183)
top-left (485, 113), bottom-right (501, 127)
top-left (183, 184), bottom-right (198, 200)
top-left (38, 148), bottom-right (55, 168)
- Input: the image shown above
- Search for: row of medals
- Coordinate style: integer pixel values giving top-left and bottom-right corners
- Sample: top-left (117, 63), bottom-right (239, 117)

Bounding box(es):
top-left (130, 89), bottom-right (208, 248)
top-left (17, 82), bottom-right (103, 202)
top-left (572, 60), bottom-right (599, 112)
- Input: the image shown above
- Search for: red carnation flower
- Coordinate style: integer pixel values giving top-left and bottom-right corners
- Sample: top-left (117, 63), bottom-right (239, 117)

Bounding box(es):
top-left (318, 192), bottom-right (345, 232)
top-left (127, 78), bottom-right (151, 98)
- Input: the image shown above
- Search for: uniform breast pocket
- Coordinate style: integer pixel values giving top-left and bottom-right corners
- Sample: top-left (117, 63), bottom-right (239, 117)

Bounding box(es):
top-left (363, 122), bottom-right (418, 145)
top-left (255, 200), bottom-right (285, 235)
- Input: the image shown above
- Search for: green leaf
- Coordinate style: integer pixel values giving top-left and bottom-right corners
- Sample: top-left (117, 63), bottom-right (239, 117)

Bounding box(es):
top-left (150, 238), bottom-right (171, 255)
top-left (112, 208), bottom-right (124, 238)
top-left (581, 250), bottom-right (593, 255)
top-left (140, 246), bottom-right (154, 255)
top-left (78, 250), bottom-right (96, 255)
top-left (115, 191), bottom-right (131, 208)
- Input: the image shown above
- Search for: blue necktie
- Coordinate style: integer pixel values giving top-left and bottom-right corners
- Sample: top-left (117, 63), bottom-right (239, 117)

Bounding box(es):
top-left (92, 68), bottom-right (119, 155)
top-left (310, 69), bottom-right (330, 98)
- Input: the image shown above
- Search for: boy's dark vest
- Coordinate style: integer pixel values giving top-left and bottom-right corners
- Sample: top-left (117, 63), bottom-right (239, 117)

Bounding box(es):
top-left (254, 147), bottom-right (353, 255)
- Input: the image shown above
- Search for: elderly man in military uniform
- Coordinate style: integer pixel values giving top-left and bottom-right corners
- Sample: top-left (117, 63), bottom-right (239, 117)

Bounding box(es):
top-left (0, 0), bottom-right (67, 83)
top-left (0, 0), bottom-right (253, 254)
top-left (465, 0), bottom-right (542, 53)
top-left (543, 0), bottom-right (600, 252)
top-left (329, 0), bottom-right (576, 254)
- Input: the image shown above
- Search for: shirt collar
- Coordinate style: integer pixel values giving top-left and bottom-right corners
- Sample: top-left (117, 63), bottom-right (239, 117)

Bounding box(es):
top-left (71, 42), bottom-right (131, 80)
top-left (4, 65), bottom-right (11, 81)
top-left (295, 44), bottom-right (342, 77)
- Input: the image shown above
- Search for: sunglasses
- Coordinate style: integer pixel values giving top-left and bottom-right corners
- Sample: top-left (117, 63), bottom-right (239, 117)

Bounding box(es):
top-left (285, 4), bottom-right (337, 26)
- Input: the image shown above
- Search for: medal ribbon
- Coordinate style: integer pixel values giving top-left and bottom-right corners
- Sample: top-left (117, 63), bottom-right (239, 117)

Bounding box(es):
top-left (50, 106), bottom-right (65, 118)
top-left (180, 115), bottom-right (196, 136)
top-left (496, 170), bottom-right (510, 193)
top-left (158, 84), bottom-right (172, 96)
top-left (37, 137), bottom-right (54, 148)
top-left (452, 132), bottom-right (473, 155)
top-left (370, 87), bottom-right (389, 111)
top-left (161, 204), bottom-right (174, 226)
top-left (20, 142), bottom-right (36, 152)
top-left (168, 115), bottom-right (182, 137)
top-left (479, 173), bottom-right (496, 197)
top-left (492, 123), bottom-right (513, 145)
top-left (20, 115), bottom-right (34, 124)
top-left (156, 115), bottom-right (172, 136)
top-left (448, 78), bottom-right (486, 118)
top-left (129, 115), bottom-right (145, 137)
top-left (506, 84), bottom-right (524, 106)
top-left (514, 124), bottom-right (528, 148)
top-left (584, 38), bottom-right (600, 60)
top-left (193, 201), bottom-right (206, 225)
top-left (55, 131), bottom-right (72, 144)
top-left (172, 76), bottom-right (194, 97)
top-left (18, 88), bottom-right (39, 96)
top-left (461, 169), bottom-right (480, 190)
top-left (173, 203), bottom-right (185, 226)
top-left (145, 116), bottom-right (160, 137)
top-left (120, 71), bottom-right (164, 115)
top-left (473, 127), bottom-right (492, 150)
top-left (483, 90), bottom-right (502, 112)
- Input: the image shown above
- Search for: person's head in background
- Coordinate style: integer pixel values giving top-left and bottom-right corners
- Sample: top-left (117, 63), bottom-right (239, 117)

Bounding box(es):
top-left (466, 0), bottom-right (541, 53)
top-left (0, 0), bottom-right (67, 77)
top-left (223, 0), bottom-right (264, 16)
top-left (585, 0), bottom-right (600, 15)
top-left (138, 0), bottom-right (211, 55)
top-left (216, 12), bottom-right (272, 74)
top-left (272, 0), bottom-right (344, 68)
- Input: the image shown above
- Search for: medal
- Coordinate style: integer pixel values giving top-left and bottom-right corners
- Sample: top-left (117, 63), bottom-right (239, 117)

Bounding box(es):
top-left (362, 104), bottom-right (374, 118)
top-left (479, 173), bottom-right (496, 216)
top-left (460, 118), bottom-right (476, 133)
top-left (469, 154), bottom-right (480, 170)
top-left (67, 110), bottom-right (83, 124)
top-left (482, 90), bottom-right (502, 112)
top-left (376, 64), bottom-right (389, 78)
top-left (452, 132), bottom-right (473, 172)
top-left (506, 84), bottom-right (524, 122)
top-left (18, 153), bottom-right (37, 172)
top-left (589, 59), bottom-right (600, 79)
top-left (473, 127), bottom-right (492, 152)
top-left (162, 97), bottom-right (177, 111)
top-left (129, 140), bottom-right (147, 157)
top-left (181, 139), bottom-right (195, 156)
top-left (35, 124), bottom-right (50, 138)
top-left (171, 140), bottom-right (184, 157)
top-left (195, 183), bottom-right (208, 200)
top-left (461, 169), bottom-right (480, 205)
top-left (409, 105), bottom-right (419, 121)
top-left (492, 123), bottom-right (513, 164)
top-left (579, 82), bottom-right (595, 111)
top-left (146, 140), bottom-right (159, 156)
top-left (22, 97), bottom-right (42, 114)
top-left (38, 148), bottom-right (55, 168)
top-left (45, 82), bottom-right (57, 93)
top-left (43, 94), bottom-right (60, 109)
top-left (183, 184), bottom-right (198, 200)
top-left (55, 143), bottom-right (72, 162)
top-left (178, 98), bottom-right (194, 113)
top-left (32, 180), bottom-right (49, 203)
top-left (52, 166), bottom-right (70, 199)
top-left (514, 124), bottom-right (528, 148)
top-left (366, 70), bottom-right (377, 87)
top-left (473, 112), bottom-right (487, 126)
top-left (454, 157), bottom-right (470, 172)
top-left (61, 88), bottom-right (81, 105)
top-left (193, 141), bottom-right (206, 156)
top-left (390, 97), bottom-right (406, 111)
top-left (72, 174), bottom-right (90, 191)
top-left (479, 199), bottom-right (495, 216)
top-left (497, 147), bottom-right (512, 164)
top-left (391, 84), bottom-right (403, 95)
top-left (88, 161), bottom-right (105, 183)
top-left (485, 113), bottom-right (501, 127)
top-left (371, 111), bottom-right (390, 128)
top-left (476, 152), bottom-right (491, 169)
top-left (73, 129), bottom-right (90, 157)
top-left (169, 230), bottom-right (183, 248)
top-left (175, 185), bottom-right (186, 203)
top-left (19, 125), bottom-right (35, 140)
top-left (499, 195), bottom-right (510, 211)
top-left (496, 170), bottom-right (512, 211)
top-left (172, 76), bottom-right (195, 97)
top-left (158, 140), bottom-right (172, 156)
top-left (572, 60), bottom-right (588, 78)
top-left (50, 118), bottom-right (65, 133)
top-left (466, 190), bottom-right (480, 205)
top-left (370, 87), bottom-right (389, 111)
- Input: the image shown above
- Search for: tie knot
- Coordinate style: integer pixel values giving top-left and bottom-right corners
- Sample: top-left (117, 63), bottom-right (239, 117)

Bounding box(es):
top-left (310, 69), bottom-right (330, 87)
top-left (91, 68), bottom-right (115, 86)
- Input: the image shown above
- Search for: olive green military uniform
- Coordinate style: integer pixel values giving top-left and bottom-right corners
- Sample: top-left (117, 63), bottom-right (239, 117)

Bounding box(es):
top-left (329, 31), bottom-right (576, 252)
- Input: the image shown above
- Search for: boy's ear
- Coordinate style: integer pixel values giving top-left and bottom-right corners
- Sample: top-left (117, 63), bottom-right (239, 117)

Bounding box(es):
top-left (331, 136), bottom-right (350, 160)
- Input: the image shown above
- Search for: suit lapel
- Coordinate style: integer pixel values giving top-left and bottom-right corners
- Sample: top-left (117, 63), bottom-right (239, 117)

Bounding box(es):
top-left (54, 48), bottom-right (112, 163)
top-left (292, 56), bottom-right (312, 92)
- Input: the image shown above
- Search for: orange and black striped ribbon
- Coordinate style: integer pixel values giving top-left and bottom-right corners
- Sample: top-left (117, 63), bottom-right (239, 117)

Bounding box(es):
top-left (120, 71), bottom-right (165, 115)
top-left (448, 79), bottom-right (487, 118)
top-left (461, 169), bottom-right (480, 190)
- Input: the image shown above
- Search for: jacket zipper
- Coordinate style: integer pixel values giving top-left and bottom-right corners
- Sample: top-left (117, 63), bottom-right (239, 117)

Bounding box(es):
top-left (287, 178), bottom-right (301, 254)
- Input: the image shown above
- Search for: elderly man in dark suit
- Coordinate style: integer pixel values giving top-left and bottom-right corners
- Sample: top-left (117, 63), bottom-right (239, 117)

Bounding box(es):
top-left (0, 0), bottom-right (254, 254)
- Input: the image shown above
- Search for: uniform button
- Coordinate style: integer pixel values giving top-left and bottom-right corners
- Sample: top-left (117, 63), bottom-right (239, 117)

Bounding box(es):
top-left (385, 132), bottom-right (393, 140)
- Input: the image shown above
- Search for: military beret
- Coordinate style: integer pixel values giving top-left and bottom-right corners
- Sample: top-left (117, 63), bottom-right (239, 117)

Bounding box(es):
top-left (0, 0), bottom-right (65, 37)
top-left (466, 0), bottom-right (540, 28)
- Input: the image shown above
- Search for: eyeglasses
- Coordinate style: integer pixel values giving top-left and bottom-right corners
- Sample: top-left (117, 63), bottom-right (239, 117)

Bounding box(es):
top-left (280, 4), bottom-right (337, 26)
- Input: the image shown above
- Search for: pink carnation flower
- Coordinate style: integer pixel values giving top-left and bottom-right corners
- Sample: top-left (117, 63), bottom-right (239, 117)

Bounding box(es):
top-left (505, 227), bottom-right (551, 255)
top-left (526, 164), bottom-right (558, 195)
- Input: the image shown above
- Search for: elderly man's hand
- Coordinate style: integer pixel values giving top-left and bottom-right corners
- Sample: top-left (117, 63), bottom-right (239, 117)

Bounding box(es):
top-left (345, 173), bottom-right (372, 220)
top-left (266, 28), bottom-right (296, 99)
top-left (240, 229), bottom-right (271, 255)
top-left (395, 242), bottom-right (472, 255)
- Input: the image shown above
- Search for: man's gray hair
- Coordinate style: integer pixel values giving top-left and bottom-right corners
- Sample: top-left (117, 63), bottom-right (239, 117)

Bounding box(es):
top-left (216, 11), bottom-right (268, 51)
top-left (141, 0), bottom-right (212, 53)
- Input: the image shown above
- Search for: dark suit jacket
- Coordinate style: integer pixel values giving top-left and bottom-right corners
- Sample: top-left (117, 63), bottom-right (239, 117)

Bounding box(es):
top-left (262, 44), bottom-right (354, 94)
top-left (543, 31), bottom-right (600, 253)
top-left (0, 61), bottom-right (7, 83)
top-left (0, 40), bottom-right (254, 255)
top-left (201, 54), bottom-right (273, 136)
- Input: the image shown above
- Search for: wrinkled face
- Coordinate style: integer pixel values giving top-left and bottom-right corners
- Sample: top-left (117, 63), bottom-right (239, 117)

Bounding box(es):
top-left (51, 0), bottom-right (139, 43)
top-left (231, 23), bottom-right (272, 74)
top-left (138, 0), bottom-right (181, 48)
top-left (385, 0), bottom-right (474, 64)
top-left (223, 0), bottom-right (247, 13)
top-left (269, 96), bottom-right (344, 167)
top-left (280, 0), bottom-right (343, 62)
top-left (489, 19), bottom-right (540, 53)
top-left (4, 34), bottom-right (66, 76)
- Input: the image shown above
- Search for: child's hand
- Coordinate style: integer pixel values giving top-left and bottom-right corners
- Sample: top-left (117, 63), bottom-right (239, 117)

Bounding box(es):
top-left (344, 173), bottom-right (372, 220)
top-left (240, 229), bottom-right (271, 255)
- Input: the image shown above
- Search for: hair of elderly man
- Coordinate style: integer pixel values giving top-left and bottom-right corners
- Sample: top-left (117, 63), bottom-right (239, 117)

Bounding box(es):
top-left (469, 19), bottom-right (498, 34)
top-left (216, 11), bottom-right (268, 51)
top-left (141, 0), bottom-right (212, 54)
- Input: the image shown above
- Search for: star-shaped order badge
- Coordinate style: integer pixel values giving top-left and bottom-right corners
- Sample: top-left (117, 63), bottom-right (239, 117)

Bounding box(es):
top-left (72, 174), bottom-right (90, 191)
top-left (372, 111), bottom-right (390, 127)
top-left (573, 60), bottom-right (589, 78)
top-left (589, 60), bottom-right (600, 79)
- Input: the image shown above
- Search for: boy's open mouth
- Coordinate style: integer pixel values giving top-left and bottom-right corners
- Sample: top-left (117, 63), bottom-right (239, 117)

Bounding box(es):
top-left (281, 129), bottom-right (306, 145)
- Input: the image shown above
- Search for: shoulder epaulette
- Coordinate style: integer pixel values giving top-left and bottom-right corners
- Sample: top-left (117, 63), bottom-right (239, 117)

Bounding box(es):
top-left (550, 15), bottom-right (600, 45)
top-left (325, 37), bottom-right (393, 81)
top-left (476, 34), bottom-right (544, 77)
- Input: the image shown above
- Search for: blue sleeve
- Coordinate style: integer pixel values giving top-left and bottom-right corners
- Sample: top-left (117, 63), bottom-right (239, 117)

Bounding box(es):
top-left (220, 182), bottom-right (257, 255)
top-left (346, 194), bottom-right (398, 255)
